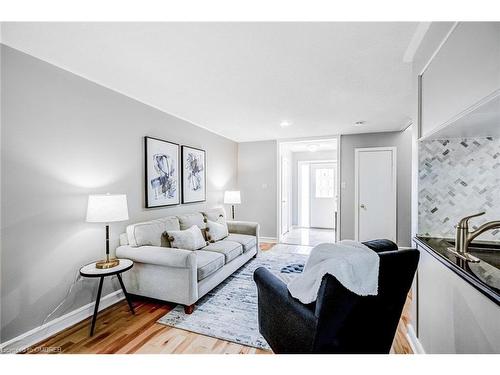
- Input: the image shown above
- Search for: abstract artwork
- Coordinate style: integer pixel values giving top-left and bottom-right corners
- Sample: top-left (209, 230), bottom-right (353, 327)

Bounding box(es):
top-left (182, 145), bottom-right (206, 203)
top-left (145, 136), bottom-right (180, 208)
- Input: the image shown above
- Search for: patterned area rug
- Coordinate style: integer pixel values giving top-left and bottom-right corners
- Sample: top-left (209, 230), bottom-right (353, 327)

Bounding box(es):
top-left (157, 247), bottom-right (308, 350)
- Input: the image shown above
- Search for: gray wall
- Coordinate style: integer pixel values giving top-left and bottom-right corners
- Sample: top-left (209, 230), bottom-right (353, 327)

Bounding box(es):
top-left (339, 129), bottom-right (412, 246)
top-left (0, 45), bottom-right (238, 342)
top-left (237, 140), bottom-right (277, 238)
top-left (291, 150), bottom-right (337, 226)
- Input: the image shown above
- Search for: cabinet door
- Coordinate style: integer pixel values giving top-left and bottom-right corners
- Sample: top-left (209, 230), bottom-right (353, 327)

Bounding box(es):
top-left (421, 22), bottom-right (500, 138)
top-left (417, 247), bottom-right (500, 353)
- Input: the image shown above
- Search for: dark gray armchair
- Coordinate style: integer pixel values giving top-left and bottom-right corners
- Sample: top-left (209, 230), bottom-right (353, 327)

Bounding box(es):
top-left (253, 240), bottom-right (419, 354)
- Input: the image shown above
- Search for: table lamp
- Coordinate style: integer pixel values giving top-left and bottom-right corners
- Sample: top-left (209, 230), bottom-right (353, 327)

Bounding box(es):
top-left (86, 194), bottom-right (129, 269)
top-left (224, 190), bottom-right (241, 220)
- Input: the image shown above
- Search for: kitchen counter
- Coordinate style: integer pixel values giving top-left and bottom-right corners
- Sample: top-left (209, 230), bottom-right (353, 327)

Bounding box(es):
top-left (414, 236), bottom-right (500, 305)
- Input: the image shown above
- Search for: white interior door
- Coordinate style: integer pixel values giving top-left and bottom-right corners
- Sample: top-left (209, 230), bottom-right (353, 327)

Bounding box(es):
top-left (309, 163), bottom-right (336, 228)
top-left (355, 147), bottom-right (397, 242)
top-left (281, 156), bottom-right (290, 235)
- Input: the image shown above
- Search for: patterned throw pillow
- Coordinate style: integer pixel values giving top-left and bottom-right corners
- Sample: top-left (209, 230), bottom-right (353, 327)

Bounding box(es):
top-left (166, 225), bottom-right (207, 251)
top-left (205, 219), bottom-right (229, 242)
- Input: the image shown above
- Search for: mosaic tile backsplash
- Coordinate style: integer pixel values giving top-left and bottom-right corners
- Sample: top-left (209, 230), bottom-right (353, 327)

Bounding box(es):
top-left (419, 137), bottom-right (500, 240)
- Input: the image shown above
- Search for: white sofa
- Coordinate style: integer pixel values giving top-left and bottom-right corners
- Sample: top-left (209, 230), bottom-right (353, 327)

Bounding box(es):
top-left (116, 208), bottom-right (259, 313)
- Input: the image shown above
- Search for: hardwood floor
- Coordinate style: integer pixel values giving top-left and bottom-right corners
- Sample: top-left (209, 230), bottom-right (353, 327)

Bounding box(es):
top-left (24, 243), bottom-right (414, 354)
top-left (25, 299), bottom-right (268, 354)
top-left (390, 292), bottom-right (413, 354)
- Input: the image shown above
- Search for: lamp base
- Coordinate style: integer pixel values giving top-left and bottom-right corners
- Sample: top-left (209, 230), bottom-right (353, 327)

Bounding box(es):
top-left (95, 258), bottom-right (120, 269)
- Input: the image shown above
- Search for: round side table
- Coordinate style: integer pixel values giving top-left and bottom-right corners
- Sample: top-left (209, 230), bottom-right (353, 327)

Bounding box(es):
top-left (80, 259), bottom-right (135, 336)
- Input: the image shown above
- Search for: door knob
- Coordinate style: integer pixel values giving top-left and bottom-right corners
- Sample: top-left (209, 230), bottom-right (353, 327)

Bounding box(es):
top-left (360, 204), bottom-right (366, 209)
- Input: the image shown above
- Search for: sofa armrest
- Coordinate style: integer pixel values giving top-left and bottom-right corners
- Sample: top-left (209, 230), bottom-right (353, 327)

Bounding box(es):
top-left (253, 267), bottom-right (317, 353)
top-left (227, 220), bottom-right (259, 237)
top-left (116, 245), bottom-right (196, 269)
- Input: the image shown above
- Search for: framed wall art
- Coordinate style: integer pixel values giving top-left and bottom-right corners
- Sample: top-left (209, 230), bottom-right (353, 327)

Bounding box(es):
top-left (181, 145), bottom-right (206, 204)
top-left (145, 136), bottom-right (180, 208)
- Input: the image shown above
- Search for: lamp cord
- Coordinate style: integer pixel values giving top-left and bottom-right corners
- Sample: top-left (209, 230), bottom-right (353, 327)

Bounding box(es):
top-left (41, 270), bottom-right (83, 327)
top-left (41, 272), bottom-right (117, 327)
top-left (22, 270), bottom-right (117, 352)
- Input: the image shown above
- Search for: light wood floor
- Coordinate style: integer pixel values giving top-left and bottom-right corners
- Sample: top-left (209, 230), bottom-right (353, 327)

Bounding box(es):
top-left (24, 243), bottom-right (413, 354)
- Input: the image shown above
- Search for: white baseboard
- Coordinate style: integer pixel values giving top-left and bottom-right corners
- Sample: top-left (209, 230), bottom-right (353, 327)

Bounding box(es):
top-left (406, 324), bottom-right (425, 354)
top-left (0, 290), bottom-right (124, 353)
top-left (260, 236), bottom-right (278, 243)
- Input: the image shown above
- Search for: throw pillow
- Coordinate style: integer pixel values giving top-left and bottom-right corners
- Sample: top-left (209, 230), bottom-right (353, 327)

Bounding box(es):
top-left (166, 225), bottom-right (207, 251)
top-left (206, 219), bottom-right (229, 242)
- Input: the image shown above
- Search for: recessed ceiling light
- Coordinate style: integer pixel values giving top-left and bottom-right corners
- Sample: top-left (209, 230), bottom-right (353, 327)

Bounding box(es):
top-left (354, 121), bottom-right (366, 126)
top-left (280, 121), bottom-right (291, 128)
top-left (307, 144), bottom-right (319, 152)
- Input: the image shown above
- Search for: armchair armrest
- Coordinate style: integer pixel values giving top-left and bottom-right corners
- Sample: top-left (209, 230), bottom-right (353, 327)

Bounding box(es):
top-left (362, 239), bottom-right (398, 253)
top-left (253, 267), bottom-right (316, 353)
top-left (227, 220), bottom-right (259, 237)
top-left (116, 245), bottom-right (196, 269)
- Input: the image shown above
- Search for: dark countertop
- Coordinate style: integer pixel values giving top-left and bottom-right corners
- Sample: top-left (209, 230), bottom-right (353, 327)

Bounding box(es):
top-left (414, 236), bottom-right (500, 306)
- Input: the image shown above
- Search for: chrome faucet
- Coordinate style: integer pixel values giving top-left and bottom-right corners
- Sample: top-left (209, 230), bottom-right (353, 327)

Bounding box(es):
top-left (447, 212), bottom-right (500, 262)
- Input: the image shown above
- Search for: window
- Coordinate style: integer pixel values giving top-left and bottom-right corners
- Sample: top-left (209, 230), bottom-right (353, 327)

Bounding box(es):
top-left (315, 168), bottom-right (334, 198)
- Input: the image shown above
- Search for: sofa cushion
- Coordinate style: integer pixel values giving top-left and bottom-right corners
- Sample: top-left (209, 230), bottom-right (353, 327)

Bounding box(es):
top-left (167, 225), bottom-right (207, 251)
top-left (203, 207), bottom-right (227, 224)
top-left (206, 219), bottom-right (229, 242)
top-left (195, 250), bottom-right (225, 281)
top-left (202, 240), bottom-right (243, 263)
top-left (178, 212), bottom-right (206, 230)
top-left (159, 216), bottom-right (183, 247)
top-left (126, 216), bottom-right (180, 247)
top-left (226, 233), bottom-right (257, 252)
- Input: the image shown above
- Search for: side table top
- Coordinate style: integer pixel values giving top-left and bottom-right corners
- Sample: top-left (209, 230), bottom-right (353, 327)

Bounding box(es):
top-left (80, 258), bottom-right (133, 277)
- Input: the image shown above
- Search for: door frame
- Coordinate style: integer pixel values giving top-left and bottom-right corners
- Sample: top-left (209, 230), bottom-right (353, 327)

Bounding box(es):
top-left (354, 146), bottom-right (397, 242)
top-left (298, 160), bottom-right (337, 229)
top-left (280, 155), bottom-right (291, 235)
top-left (277, 136), bottom-right (340, 242)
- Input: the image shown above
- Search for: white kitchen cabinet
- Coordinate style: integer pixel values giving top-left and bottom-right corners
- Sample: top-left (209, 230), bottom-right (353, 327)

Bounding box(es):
top-left (420, 22), bottom-right (500, 138)
top-left (416, 246), bottom-right (500, 353)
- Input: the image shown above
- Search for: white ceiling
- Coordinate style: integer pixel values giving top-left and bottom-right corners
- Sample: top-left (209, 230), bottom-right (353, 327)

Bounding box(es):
top-left (281, 139), bottom-right (338, 153)
top-left (1, 22), bottom-right (419, 142)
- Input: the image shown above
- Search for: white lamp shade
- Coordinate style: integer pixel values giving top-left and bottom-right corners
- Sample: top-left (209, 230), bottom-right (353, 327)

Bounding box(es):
top-left (86, 194), bottom-right (129, 223)
top-left (224, 190), bottom-right (241, 204)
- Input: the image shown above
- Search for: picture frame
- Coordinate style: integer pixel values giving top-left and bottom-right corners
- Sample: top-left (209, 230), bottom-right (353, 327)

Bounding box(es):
top-left (144, 136), bottom-right (180, 208)
top-left (181, 145), bottom-right (206, 204)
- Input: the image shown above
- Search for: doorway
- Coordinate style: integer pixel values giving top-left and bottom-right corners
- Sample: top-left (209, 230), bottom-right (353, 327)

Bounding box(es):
top-left (309, 162), bottom-right (336, 228)
top-left (278, 138), bottom-right (339, 246)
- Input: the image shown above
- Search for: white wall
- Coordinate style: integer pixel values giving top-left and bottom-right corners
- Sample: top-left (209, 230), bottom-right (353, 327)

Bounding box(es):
top-left (237, 140), bottom-right (277, 239)
top-left (410, 22), bottom-right (456, 240)
top-left (409, 22), bottom-right (456, 334)
top-left (0, 45), bottom-right (238, 342)
top-left (291, 150), bottom-right (336, 226)
top-left (340, 129), bottom-right (413, 246)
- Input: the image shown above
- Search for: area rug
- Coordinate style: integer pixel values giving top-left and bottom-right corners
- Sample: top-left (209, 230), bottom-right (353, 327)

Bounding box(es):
top-left (157, 247), bottom-right (308, 350)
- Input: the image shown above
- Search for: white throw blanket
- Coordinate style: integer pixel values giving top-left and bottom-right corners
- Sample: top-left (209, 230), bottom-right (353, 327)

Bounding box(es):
top-left (287, 240), bottom-right (380, 304)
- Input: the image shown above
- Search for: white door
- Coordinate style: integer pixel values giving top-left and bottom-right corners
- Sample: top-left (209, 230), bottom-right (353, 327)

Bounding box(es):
top-left (355, 147), bottom-right (397, 242)
top-left (281, 156), bottom-right (290, 235)
top-left (310, 163), bottom-right (336, 228)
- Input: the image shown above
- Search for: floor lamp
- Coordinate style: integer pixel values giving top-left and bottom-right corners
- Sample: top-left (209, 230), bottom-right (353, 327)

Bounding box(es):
top-left (224, 191), bottom-right (241, 220)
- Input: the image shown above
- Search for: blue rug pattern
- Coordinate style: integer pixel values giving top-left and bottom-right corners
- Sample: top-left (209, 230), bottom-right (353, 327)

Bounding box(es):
top-left (157, 249), bottom-right (308, 350)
